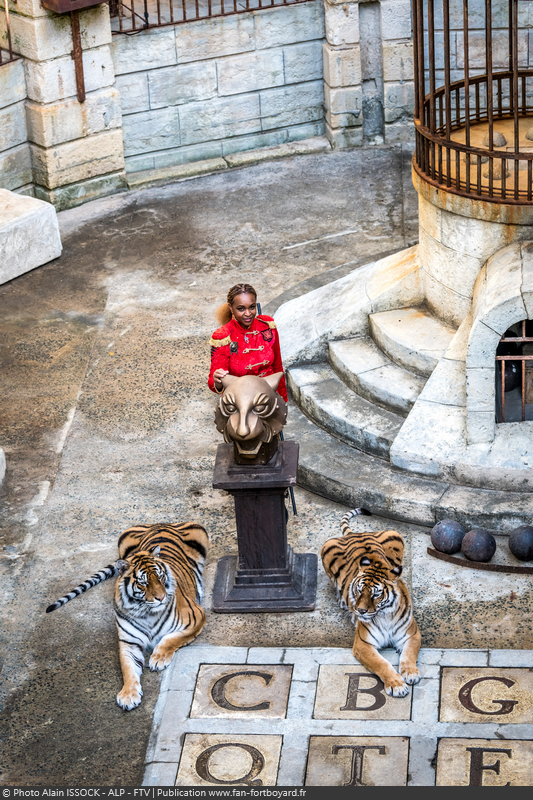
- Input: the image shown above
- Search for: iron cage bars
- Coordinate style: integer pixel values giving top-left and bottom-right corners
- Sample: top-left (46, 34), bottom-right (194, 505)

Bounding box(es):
top-left (413, 0), bottom-right (533, 203)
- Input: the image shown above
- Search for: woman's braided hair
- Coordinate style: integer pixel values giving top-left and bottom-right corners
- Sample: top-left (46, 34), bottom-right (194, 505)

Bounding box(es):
top-left (215, 283), bottom-right (257, 326)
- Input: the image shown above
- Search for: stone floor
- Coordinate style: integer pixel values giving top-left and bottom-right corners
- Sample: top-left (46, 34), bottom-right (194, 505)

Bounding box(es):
top-left (1, 144), bottom-right (531, 787)
top-left (143, 645), bottom-right (533, 786)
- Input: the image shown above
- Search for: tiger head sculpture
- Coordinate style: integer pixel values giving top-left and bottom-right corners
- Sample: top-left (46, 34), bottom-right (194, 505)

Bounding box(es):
top-left (214, 373), bottom-right (288, 465)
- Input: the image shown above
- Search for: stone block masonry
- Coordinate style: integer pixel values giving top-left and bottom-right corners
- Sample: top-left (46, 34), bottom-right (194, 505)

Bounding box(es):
top-left (0, 2), bottom-right (126, 209)
top-left (112, 2), bottom-right (327, 174)
top-left (0, 57), bottom-right (31, 193)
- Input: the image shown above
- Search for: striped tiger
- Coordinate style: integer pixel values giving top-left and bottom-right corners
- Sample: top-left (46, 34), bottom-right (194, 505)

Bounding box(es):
top-left (46, 522), bottom-right (208, 711)
top-left (321, 508), bottom-right (421, 697)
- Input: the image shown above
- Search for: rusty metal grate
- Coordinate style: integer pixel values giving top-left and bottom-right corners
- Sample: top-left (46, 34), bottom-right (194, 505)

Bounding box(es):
top-left (413, 0), bottom-right (533, 205)
top-left (110, 0), bottom-right (315, 35)
top-left (0, 0), bottom-right (20, 67)
top-left (495, 320), bottom-right (533, 422)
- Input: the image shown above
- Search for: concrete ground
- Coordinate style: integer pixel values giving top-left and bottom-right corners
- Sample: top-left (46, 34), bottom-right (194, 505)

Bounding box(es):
top-left (0, 144), bottom-right (431, 785)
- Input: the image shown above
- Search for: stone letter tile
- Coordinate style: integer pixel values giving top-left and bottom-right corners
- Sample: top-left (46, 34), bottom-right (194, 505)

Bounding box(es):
top-left (440, 667), bottom-right (533, 724)
top-left (314, 665), bottom-right (412, 720)
top-left (305, 736), bottom-right (409, 786)
top-left (176, 734), bottom-right (282, 786)
top-left (190, 664), bottom-right (293, 719)
top-left (436, 739), bottom-right (533, 786)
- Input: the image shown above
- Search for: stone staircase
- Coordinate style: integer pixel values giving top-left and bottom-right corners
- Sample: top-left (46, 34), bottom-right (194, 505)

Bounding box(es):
top-left (286, 306), bottom-right (455, 461)
top-left (284, 305), bottom-right (533, 531)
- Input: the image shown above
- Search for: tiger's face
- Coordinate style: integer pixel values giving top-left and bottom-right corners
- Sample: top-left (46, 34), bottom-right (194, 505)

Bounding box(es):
top-left (118, 547), bottom-right (174, 610)
top-left (348, 574), bottom-right (393, 620)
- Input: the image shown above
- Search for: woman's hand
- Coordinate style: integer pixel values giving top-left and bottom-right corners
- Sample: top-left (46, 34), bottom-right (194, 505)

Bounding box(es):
top-left (213, 368), bottom-right (229, 390)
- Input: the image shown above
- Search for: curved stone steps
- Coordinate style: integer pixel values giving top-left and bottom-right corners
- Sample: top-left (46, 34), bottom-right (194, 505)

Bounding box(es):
top-left (329, 337), bottom-right (427, 417)
top-left (369, 307), bottom-right (457, 377)
top-left (286, 363), bottom-right (403, 459)
top-left (285, 403), bottom-right (533, 533)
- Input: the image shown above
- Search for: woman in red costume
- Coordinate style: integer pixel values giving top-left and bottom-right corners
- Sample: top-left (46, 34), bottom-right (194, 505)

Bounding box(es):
top-left (208, 283), bottom-right (288, 401)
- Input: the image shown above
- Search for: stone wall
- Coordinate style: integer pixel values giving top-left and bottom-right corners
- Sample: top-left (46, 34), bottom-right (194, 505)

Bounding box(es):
top-left (0, 55), bottom-right (32, 194)
top-left (0, 2), bottom-right (126, 210)
top-left (323, 0), bottom-right (414, 148)
top-left (111, 3), bottom-right (326, 174)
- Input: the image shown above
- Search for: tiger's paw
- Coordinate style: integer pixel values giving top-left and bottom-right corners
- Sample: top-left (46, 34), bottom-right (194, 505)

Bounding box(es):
top-left (117, 684), bottom-right (143, 711)
top-left (400, 666), bottom-right (421, 685)
top-left (149, 647), bottom-right (175, 672)
top-left (384, 676), bottom-right (409, 697)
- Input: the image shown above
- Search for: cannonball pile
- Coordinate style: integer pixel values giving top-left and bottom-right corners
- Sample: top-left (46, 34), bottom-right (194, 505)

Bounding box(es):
top-left (430, 519), bottom-right (533, 563)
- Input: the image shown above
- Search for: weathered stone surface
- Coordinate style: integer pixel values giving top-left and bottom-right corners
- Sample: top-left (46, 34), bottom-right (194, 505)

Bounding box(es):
top-left (0, 5), bottom-right (110, 62)
top-left (254, 2), bottom-right (324, 49)
top-left (314, 665), bottom-right (412, 720)
top-left (323, 42), bottom-right (361, 88)
top-left (456, 29), bottom-right (527, 70)
top-left (176, 14), bottom-right (254, 63)
top-left (0, 188), bottom-right (62, 284)
top-left (30, 128), bottom-right (125, 189)
top-left (324, 1), bottom-right (359, 46)
top-left (369, 307), bottom-right (456, 377)
top-left (382, 41), bottom-right (413, 82)
top-left (126, 158), bottom-right (226, 191)
top-left (306, 736), bottom-right (409, 785)
top-left (424, 271), bottom-right (472, 328)
top-left (326, 123), bottom-right (363, 148)
top-left (24, 45), bottom-right (115, 104)
top-left (260, 80), bottom-right (324, 130)
top-left (111, 27), bottom-right (177, 76)
top-left (324, 84), bottom-right (362, 128)
top-left (439, 667), bottom-right (533, 724)
top-left (380, 0), bottom-right (412, 41)
top-left (122, 107), bottom-right (180, 157)
top-left (384, 81), bottom-right (414, 123)
top-left (0, 57), bottom-right (26, 110)
top-left (115, 72), bottom-right (149, 115)
top-left (179, 94), bottom-right (261, 145)
top-left (175, 734), bottom-right (282, 786)
top-left (223, 135), bottom-right (330, 166)
top-left (286, 120), bottom-right (325, 141)
top-left (189, 664), bottom-right (293, 719)
top-left (0, 142), bottom-right (32, 191)
top-left (283, 40), bottom-right (323, 84)
top-left (221, 130), bottom-right (288, 157)
top-left (420, 228), bottom-right (485, 307)
top-left (5, 0), bottom-right (49, 19)
top-left (152, 142), bottom-right (223, 170)
top-left (217, 49), bottom-right (284, 96)
top-left (148, 62), bottom-right (217, 109)
top-left (26, 88), bottom-right (122, 148)
top-left (288, 363), bottom-right (403, 457)
top-left (384, 120), bottom-right (416, 144)
top-left (34, 169), bottom-right (127, 211)
top-left (0, 100), bottom-right (27, 151)
top-left (436, 739), bottom-right (533, 786)
top-left (329, 337), bottom-right (426, 415)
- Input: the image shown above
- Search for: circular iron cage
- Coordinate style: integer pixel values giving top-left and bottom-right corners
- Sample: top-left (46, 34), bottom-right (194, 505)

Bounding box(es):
top-left (413, 0), bottom-right (533, 204)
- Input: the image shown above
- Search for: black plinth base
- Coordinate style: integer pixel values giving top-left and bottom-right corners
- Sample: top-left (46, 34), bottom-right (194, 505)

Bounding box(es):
top-left (212, 440), bottom-right (317, 613)
top-left (212, 551), bottom-right (318, 613)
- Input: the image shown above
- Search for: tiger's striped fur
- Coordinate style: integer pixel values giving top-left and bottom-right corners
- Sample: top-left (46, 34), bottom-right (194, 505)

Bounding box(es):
top-left (321, 508), bottom-right (421, 697)
top-left (46, 522), bottom-right (208, 711)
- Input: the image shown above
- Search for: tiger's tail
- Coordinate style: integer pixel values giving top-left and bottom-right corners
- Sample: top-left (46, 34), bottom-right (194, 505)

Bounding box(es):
top-left (340, 507), bottom-right (372, 535)
top-left (46, 563), bottom-right (120, 613)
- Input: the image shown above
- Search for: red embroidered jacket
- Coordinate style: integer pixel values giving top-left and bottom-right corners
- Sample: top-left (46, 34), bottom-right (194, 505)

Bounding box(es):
top-left (208, 315), bottom-right (288, 401)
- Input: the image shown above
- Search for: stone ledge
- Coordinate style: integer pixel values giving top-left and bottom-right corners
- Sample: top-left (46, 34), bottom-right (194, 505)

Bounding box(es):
top-left (126, 136), bottom-right (331, 190)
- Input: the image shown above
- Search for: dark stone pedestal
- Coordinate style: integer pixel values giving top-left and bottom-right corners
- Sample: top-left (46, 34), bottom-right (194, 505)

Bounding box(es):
top-left (212, 441), bottom-right (317, 613)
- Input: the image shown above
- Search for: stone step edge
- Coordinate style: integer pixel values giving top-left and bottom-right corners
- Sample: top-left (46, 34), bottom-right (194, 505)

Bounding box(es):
top-left (287, 364), bottom-right (403, 459)
top-left (286, 405), bottom-right (533, 534)
top-left (328, 337), bottom-right (426, 417)
top-left (126, 137), bottom-right (332, 191)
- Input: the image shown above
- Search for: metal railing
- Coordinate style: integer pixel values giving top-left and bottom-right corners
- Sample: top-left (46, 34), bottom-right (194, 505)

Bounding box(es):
top-left (496, 320), bottom-right (533, 422)
top-left (1, 0), bottom-right (20, 66)
top-left (110, 0), bottom-right (315, 34)
top-left (413, 0), bottom-right (533, 205)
